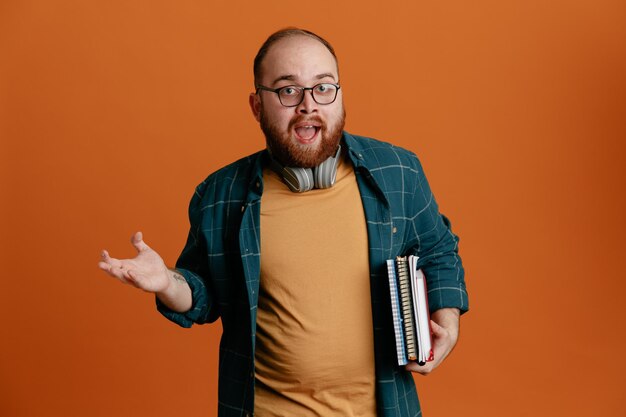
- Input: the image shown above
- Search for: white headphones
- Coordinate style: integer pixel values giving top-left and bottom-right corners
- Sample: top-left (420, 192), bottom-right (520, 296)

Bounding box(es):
top-left (269, 145), bottom-right (342, 193)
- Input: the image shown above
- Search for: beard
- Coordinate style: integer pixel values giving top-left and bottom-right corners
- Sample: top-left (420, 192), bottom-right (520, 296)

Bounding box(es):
top-left (260, 107), bottom-right (346, 168)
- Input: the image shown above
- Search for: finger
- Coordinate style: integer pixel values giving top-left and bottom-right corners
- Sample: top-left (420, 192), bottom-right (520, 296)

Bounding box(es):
top-left (101, 250), bottom-right (121, 267)
top-left (101, 251), bottom-right (123, 270)
top-left (126, 269), bottom-right (144, 288)
top-left (99, 261), bottom-right (131, 284)
top-left (405, 361), bottom-right (433, 375)
top-left (126, 270), bottom-right (154, 292)
top-left (98, 260), bottom-right (122, 277)
top-left (125, 268), bottom-right (135, 281)
top-left (430, 319), bottom-right (445, 337)
top-left (98, 261), bottom-right (111, 272)
top-left (101, 252), bottom-right (125, 273)
top-left (98, 261), bottom-right (114, 278)
top-left (117, 274), bottom-right (131, 285)
top-left (131, 231), bottom-right (150, 253)
top-left (122, 267), bottom-right (132, 279)
top-left (112, 265), bottom-right (131, 284)
top-left (123, 269), bottom-right (140, 286)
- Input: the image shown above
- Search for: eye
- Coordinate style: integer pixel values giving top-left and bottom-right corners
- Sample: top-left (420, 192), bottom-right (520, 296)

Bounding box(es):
top-left (280, 86), bottom-right (299, 96)
top-left (315, 83), bottom-right (334, 94)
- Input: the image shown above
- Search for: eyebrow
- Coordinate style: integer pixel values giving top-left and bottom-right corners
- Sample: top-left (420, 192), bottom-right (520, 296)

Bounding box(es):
top-left (271, 73), bottom-right (337, 86)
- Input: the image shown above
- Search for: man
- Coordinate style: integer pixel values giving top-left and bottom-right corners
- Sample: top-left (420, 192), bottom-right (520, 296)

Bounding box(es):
top-left (99, 28), bottom-right (469, 417)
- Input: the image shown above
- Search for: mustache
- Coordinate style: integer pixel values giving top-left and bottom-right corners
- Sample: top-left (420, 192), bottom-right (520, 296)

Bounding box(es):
top-left (288, 115), bottom-right (325, 130)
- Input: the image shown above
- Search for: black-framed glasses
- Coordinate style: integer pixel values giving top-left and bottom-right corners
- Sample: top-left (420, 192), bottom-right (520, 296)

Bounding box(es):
top-left (255, 83), bottom-right (341, 107)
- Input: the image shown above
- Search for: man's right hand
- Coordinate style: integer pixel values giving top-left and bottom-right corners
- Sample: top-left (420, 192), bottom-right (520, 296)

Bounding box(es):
top-left (99, 231), bottom-right (171, 293)
top-left (98, 231), bottom-right (192, 312)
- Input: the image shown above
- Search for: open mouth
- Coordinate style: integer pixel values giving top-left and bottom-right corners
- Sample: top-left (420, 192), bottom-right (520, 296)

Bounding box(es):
top-left (294, 125), bottom-right (321, 143)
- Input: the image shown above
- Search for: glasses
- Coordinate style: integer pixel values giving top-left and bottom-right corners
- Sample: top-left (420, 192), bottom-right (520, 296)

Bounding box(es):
top-left (255, 83), bottom-right (341, 107)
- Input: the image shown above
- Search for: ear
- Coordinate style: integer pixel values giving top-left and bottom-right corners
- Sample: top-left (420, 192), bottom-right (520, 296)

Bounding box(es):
top-left (249, 93), bottom-right (261, 122)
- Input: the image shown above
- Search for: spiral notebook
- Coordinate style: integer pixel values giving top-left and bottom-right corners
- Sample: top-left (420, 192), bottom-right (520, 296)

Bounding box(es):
top-left (386, 255), bottom-right (434, 366)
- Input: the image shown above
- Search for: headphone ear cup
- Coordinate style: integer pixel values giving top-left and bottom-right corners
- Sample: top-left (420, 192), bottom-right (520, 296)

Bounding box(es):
top-left (268, 145), bottom-right (341, 192)
top-left (282, 167), bottom-right (314, 193)
top-left (313, 145), bottom-right (341, 189)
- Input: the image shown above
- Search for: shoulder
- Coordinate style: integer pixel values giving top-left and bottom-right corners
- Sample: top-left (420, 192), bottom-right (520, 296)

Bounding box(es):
top-left (193, 150), bottom-right (266, 200)
top-left (343, 131), bottom-right (423, 172)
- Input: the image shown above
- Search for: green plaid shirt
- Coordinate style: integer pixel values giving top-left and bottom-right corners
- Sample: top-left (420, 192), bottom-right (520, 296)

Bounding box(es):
top-left (158, 132), bottom-right (469, 417)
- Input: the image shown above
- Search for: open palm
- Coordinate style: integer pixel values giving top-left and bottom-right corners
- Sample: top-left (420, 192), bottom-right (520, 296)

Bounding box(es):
top-left (98, 231), bottom-right (170, 293)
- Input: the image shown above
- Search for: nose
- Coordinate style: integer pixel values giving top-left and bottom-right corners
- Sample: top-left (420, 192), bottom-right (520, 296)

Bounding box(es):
top-left (296, 89), bottom-right (318, 114)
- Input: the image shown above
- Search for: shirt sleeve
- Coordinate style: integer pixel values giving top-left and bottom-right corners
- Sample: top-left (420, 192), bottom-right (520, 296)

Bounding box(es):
top-left (156, 183), bottom-right (219, 327)
top-left (407, 155), bottom-right (469, 314)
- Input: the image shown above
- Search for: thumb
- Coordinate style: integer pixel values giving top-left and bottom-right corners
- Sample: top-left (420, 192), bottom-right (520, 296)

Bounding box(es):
top-left (430, 319), bottom-right (445, 337)
top-left (131, 231), bottom-right (150, 253)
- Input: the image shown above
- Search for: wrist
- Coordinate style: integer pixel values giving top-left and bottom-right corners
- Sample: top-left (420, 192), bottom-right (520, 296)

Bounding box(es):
top-left (155, 269), bottom-right (192, 313)
top-left (157, 268), bottom-right (181, 296)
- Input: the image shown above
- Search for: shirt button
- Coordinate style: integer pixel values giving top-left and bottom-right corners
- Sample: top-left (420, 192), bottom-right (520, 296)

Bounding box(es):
top-left (392, 227), bottom-right (397, 234)
top-left (255, 181), bottom-right (260, 188)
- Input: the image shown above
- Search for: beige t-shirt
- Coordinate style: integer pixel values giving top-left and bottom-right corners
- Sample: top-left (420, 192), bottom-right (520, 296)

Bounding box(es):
top-left (255, 154), bottom-right (377, 417)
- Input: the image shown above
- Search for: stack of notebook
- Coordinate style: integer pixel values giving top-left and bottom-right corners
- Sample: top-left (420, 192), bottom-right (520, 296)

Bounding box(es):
top-left (386, 255), bottom-right (434, 366)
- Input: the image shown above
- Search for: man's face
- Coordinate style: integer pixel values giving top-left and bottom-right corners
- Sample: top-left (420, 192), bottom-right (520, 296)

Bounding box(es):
top-left (250, 35), bottom-right (345, 168)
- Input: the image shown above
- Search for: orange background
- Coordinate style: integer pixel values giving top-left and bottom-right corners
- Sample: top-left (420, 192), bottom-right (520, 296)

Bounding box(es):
top-left (1, 1), bottom-right (625, 416)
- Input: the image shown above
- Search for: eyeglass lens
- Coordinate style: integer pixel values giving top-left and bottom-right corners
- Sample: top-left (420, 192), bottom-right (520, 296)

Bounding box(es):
top-left (279, 84), bottom-right (338, 106)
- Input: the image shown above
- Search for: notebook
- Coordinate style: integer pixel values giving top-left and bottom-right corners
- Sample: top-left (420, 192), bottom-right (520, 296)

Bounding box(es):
top-left (386, 255), bottom-right (434, 366)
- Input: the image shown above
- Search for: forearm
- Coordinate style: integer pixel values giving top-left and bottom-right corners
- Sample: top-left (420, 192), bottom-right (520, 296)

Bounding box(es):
top-left (411, 214), bottom-right (468, 313)
top-left (156, 269), bottom-right (192, 313)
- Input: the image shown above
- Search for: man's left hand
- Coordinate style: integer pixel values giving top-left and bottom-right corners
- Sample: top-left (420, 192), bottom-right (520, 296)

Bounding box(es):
top-left (405, 307), bottom-right (460, 375)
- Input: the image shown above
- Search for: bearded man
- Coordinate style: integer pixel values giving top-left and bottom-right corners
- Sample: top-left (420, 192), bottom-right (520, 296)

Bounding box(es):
top-left (99, 28), bottom-right (469, 417)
